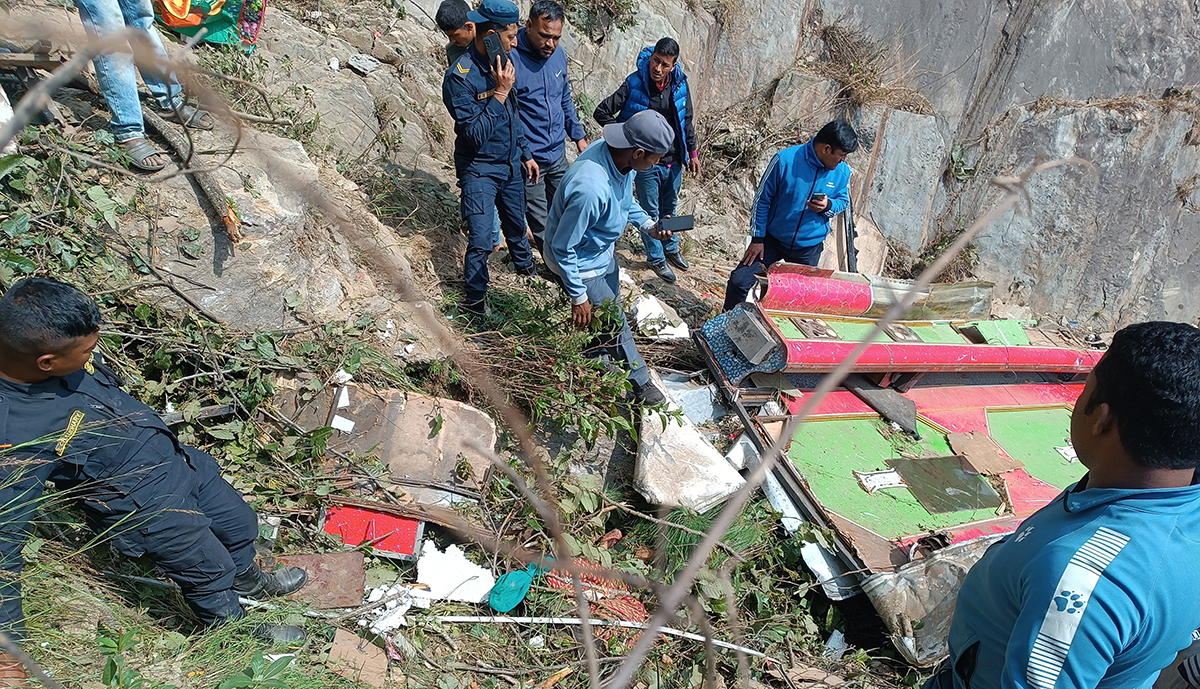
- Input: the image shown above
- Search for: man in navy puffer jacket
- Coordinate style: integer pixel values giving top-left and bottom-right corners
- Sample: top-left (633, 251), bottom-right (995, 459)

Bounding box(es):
top-left (722, 120), bottom-right (857, 311)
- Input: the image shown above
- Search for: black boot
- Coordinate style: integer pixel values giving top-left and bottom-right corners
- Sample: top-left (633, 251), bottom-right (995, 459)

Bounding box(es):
top-left (233, 563), bottom-right (308, 600)
top-left (216, 601), bottom-right (307, 648)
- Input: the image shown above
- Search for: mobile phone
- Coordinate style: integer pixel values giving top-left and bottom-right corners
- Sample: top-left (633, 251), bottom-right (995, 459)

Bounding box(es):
top-left (810, 193), bottom-right (827, 203)
top-left (659, 215), bottom-right (695, 232)
top-left (482, 32), bottom-right (508, 70)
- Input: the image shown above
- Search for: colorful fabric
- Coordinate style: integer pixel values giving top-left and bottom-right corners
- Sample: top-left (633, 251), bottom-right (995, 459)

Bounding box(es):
top-left (153, 0), bottom-right (264, 49)
top-left (545, 558), bottom-right (648, 641)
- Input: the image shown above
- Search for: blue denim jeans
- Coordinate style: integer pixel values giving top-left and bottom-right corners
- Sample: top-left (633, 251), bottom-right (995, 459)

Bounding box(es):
top-left (634, 162), bottom-right (683, 265)
top-left (581, 258), bottom-right (648, 386)
top-left (74, 0), bottom-right (184, 142)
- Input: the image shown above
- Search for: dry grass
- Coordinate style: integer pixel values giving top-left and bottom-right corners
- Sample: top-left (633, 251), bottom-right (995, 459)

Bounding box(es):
top-left (815, 21), bottom-right (932, 115)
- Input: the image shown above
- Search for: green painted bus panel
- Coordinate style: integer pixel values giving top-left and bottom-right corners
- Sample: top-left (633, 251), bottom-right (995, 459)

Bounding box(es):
top-left (986, 408), bottom-right (1083, 489)
top-left (787, 417), bottom-right (997, 539)
top-left (964, 320), bottom-right (1032, 346)
top-left (771, 316), bottom-right (806, 339)
top-left (911, 323), bottom-right (965, 344)
top-left (828, 320), bottom-right (883, 343)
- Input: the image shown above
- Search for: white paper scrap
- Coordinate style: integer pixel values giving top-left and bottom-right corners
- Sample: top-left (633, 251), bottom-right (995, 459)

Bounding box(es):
top-left (337, 386), bottom-right (351, 409)
top-left (331, 415), bottom-right (356, 433)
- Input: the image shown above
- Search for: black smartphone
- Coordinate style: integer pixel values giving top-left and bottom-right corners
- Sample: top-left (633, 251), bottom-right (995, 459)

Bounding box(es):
top-left (482, 32), bottom-right (508, 70)
top-left (659, 215), bottom-right (695, 232)
top-left (810, 193), bottom-right (827, 203)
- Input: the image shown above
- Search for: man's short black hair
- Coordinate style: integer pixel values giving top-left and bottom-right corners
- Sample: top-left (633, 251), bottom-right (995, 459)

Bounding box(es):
top-left (654, 37), bottom-right (680, 59)
top-left (813, 120), bottom-right (859, 154)
top-left (0, 278), bottom-right (101, 355)
top-left (530, 0), bottom-right (564, 23)
top-left (436, 0), bottom-right (471, 32)
top-left (1085, 321), bottom-right (1200, 470)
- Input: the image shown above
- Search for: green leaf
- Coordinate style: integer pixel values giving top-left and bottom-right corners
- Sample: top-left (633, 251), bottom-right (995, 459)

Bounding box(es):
top-left (102, 656), bottom-right (118, 685)
top-left (0, 249), bottom-right (34, 275)
top-left (263, 654), bottom-right (295, 678)
top-left (208, 429), bottom-right (237, 440)
top-left (0, 154), bottom-right (30, 181)
top-left (1, 211), bottom-right (29, 237)
top-left (430, 412), bottom-right (444, 437)
top-left (284, 289), bottom-right (303, 309)
top-left (217, 677), bottom-right (254, 689)
top-left (180, 242), bottom-right (204, 259)
top-left (93, 130), bottom-right (116, 146)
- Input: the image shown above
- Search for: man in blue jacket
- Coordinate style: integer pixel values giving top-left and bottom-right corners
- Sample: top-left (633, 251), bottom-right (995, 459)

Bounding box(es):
top-left (543, 111), bottom-right (675, 405)
top-left (594, 37), bottom-right (699, 284)
top-left (442, 0), bottom-right (537, 319)
top-left (512, 0), bottom-right (588, 251)
top-left (722, 120), bottom-right (857, 312)
top-left (928, 321), bottom-right (1200, 689)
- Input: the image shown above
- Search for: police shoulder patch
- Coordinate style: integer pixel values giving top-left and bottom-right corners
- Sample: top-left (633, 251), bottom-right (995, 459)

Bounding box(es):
top-left (55, 410), bottom-right (86, 456)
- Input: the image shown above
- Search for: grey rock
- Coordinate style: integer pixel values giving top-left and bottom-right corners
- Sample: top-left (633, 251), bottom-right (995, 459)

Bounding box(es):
top-left (856, 108), bottom-right (947, 255)
top-left (348, 53), bottom-right (384, 75)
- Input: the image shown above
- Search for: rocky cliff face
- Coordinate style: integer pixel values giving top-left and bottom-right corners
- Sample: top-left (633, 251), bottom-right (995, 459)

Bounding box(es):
top-left (12, 0), bottom-right (1197, 331)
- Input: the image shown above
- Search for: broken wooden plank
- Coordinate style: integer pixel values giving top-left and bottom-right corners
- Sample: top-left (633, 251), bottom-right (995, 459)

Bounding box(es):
top-left (843, 373), bottom-right (918, 437)
top-left (0, 53), bottom-right (67, 70)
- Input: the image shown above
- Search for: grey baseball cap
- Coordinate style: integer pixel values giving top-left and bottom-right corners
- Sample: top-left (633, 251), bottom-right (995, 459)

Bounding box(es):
top-left (603, 110), bottom-right (675, 155)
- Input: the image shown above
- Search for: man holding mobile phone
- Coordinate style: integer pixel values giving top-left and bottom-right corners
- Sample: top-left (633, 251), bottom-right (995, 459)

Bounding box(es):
top-left (722, 120), bottom-right (857, 311)
top-left (442, 0), bottom-right (538, 321)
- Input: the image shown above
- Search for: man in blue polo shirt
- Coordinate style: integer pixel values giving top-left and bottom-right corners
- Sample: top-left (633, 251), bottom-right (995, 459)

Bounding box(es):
top-left (928, 321), bottom-right (1200, 689)
top-left (512, 0), bottom-right (588, 251)
top-left (442, 0), bottom-right (537, 319)
top-left (722, 120), bottom-right (857, 311)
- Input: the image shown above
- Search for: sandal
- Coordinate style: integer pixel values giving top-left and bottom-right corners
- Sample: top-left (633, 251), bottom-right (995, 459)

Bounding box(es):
top-left (162, 103), bottom-right (215, 130)
top-left (124, 137), bottom-right (168, 172)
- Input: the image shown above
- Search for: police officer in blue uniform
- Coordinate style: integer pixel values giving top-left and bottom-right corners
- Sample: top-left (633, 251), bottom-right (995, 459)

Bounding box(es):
top-left (441, 0), bottom-right (537, 318)
top-left (0, 279), bottom-right (308, 656)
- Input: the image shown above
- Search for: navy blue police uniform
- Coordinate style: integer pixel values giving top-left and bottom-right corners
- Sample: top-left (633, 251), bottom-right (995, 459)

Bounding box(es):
top-left (0, 355), bottom-right (258, 639)
top-left (442, 43), bottom-right (536, 305)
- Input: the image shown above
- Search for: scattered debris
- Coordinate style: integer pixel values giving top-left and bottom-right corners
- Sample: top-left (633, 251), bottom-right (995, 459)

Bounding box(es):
top-left (632, 294), bottom-right (690, 340)
top-left (822, 629), bottom-right (849, 660)
top-left (283, 386), bottom-right (494, 505)
top-left (360, 583), bottom-right (431, 634)
top-left (328, 629), bottom-right (387, 688)
top-left (634, 372), bottom-right (745, 512)
top-left (272, 552), bottom-right (366, 608)
top-left (321, 503), bottom-right (425, 560)
top-left (659, 372), bottom-right (730, 425)
top-left (767, 664), bottom-right (846, 687)
top-left (489, 562), bottom-right (543, 613)
top-left (417, 542), bottom-right (496, 604)
top-left (432, 616), bottom-right (772, 659)
top-left (545, 558), bottom-right (648, 635)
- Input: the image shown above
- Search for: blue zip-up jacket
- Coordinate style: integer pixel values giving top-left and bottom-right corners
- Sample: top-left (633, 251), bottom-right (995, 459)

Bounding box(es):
top-left (752, 142), bottom-right (851, 250)
top-left (512, 28), bottom-right (586, 166)
top-left (945, 473), bottom-right (1200, 689)
top-left (544, 140), bottom-right (654, 304)
top-left (442, 44), bottom-right (531, 179)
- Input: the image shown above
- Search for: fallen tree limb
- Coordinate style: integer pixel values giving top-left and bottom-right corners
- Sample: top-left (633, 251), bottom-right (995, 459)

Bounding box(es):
top-left (141, 105), bottom-right (243, 244)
